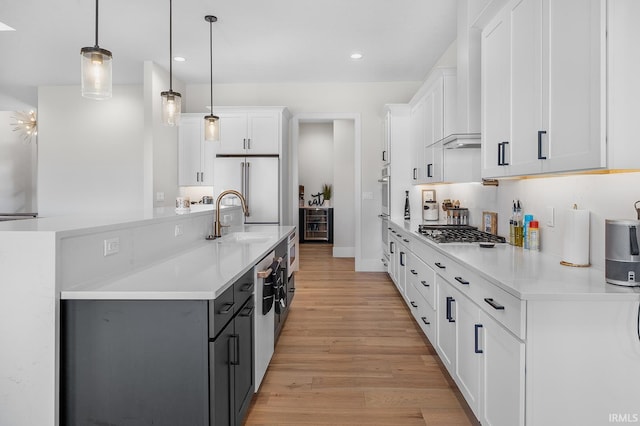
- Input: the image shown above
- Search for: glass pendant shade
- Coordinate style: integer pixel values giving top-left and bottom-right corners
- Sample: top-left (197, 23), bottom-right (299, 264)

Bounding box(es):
top-left (81, 47), bottom-right (112, 99)
top-left (161, 90), bottom-right (182, 126)
top-left (204, 114), bottom-right (219, 141)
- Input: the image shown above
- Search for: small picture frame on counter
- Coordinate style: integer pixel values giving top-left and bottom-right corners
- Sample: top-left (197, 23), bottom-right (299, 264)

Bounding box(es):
top-left (483, 211), bottom-right (498, 235)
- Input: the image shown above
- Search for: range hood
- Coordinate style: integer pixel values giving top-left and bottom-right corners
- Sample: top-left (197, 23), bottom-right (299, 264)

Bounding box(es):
top-left (441, 132), bottom-right (481, 149)
top-left (441, 0), bottom-right (482, 149)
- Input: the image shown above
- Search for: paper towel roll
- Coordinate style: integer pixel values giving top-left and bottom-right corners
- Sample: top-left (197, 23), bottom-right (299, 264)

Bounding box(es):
top-left (561, 208), bottom-right (590, 267)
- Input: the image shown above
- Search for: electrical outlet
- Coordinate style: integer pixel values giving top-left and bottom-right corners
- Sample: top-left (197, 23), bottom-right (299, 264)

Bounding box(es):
top-left (546, 207), bottom-right (555, 227)
top-left (156, 192), bottom-right (165, 202)
top-left (103, 237), bottom-right (120, 256)
top-left (174, 224), bottom-right (183, 237)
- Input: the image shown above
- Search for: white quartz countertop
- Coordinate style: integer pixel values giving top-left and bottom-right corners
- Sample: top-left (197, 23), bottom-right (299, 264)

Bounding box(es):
top-left (61, 225), bottom-right (294, 300)
top-left (0, 204), bottom-right (226, 235)
top-left (392, 220), bottom-right (640, 301)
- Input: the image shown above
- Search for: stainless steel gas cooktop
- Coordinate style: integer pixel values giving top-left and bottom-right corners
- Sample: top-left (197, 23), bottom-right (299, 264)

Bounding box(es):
top-left (417, 224), bottom-right (506, 244)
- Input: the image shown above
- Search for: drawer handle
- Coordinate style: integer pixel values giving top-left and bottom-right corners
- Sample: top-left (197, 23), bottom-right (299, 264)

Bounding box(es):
top-left (421, 317), bottom-right (430, 325)
top-left (435, 262), bottom-right (446, 269)
top-left (229, 334), bottom-right (240, 365)
top-left (455, 276), bottom-right (469, 285)
top-left (410, 269), bottom-right (418, 275)
top-left (219, 303), bottom-right (234, 314)
top-left (240, 283), bottom-right (254, 292)
top-left (410, 301), bottom-right (418, 308)
top-left (484, 298), bottom-right (505, 310)
top-left (240, 305), bottom-right (254, 317)
top-left (403, 238), bottom-right (410, 243)
top-left (400, 252), bottom-right (406, 266)
top-left (475, 324), bottom-right (484, 354)
top-left (421, 280), bottom-right (430, 287)
top-left (446, 296), bottom-right (455, 322)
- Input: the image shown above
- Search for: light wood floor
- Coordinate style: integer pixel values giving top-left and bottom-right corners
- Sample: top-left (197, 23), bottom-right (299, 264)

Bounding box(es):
top-left (244, 244), bottom-right (479, 426)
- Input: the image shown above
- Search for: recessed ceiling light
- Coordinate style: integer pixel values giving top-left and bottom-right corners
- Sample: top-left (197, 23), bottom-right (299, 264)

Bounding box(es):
top-left (350, 52), bottom-right (363, 60)
top-left (174, 56), bottom-right (186, 62)
top-left (0, 21), bottom-right (16, 31)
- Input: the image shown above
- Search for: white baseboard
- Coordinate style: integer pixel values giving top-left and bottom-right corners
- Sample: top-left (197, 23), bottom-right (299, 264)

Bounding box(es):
top-left (333, 246), bottom-right (355, 258)
top-left (356, 257), bottom-right (388, 272)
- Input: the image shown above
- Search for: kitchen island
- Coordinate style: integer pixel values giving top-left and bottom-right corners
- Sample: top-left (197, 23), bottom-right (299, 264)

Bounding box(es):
top-left (388, 218), bottom-right (640, 426)
top-left (0, 206), bottom-right (293, 426)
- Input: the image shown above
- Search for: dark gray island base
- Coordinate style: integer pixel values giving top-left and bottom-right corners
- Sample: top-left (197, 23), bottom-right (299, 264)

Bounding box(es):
top-left (61, 268), bottom-right (255, 426)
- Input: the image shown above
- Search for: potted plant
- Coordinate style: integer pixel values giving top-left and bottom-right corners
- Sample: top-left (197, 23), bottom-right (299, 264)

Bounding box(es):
top-left (322, 183), bottom-right (332, 207)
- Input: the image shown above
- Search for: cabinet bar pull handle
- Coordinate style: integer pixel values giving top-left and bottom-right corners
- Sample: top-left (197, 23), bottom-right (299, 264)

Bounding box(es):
top-left (410, 269), bottom-right (418, 275)
top-left (455, 276), bottom-right (469, 285)
top-left (537, 130), bottom-right (547, 160)
top-left (410, 301), bottom-right (418, 308)
top-left (484, 298), bottom-right (505, 310)
top-left (240, 283), bottom-right (254, 292)
top-left (240, 305), bottom-right (254, 317)
top-left (403, 238), bottom-right (410, 243)
top-left (389, 241), bottom-right (394, 254)
top-left (243, 138), bottom-right (246, 149)
top-left (219, 303), bottom-right (234, 314)
top-left (247, 138), bottom-right (251, 149)
top-left (229, 334), bottom-right (240, 365)
top-left (421, 280), bottom-right (429, 287)
top-left (435, 262), bottom-right (446, 269)
top-left (413, 168), bottom-right (417, 180)
top-left (630, 226), bottom-right (639, 256)
top-left (446, 296), bottom-right (455, 322)
top-left (427, 163), bottom-right (433, 178)
top-left (474, 324), bottom-right (484, 353)
top-left (382, 150), bottom-right (387, 162)
top-left (421, 317), bottom-right (430, 325)
top-left (400, 252), bottom-right (406, 266)
top-left (497, 142), bottom-right (502, 165)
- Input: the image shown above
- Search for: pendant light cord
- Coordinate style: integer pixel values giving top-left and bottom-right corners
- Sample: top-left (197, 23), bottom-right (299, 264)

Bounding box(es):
top-left (94, 0), bottom-right (99, 47)
top-left (209, 18), bottom-right (213, 112)
top-left (169, 0), bottom-right (173, 92)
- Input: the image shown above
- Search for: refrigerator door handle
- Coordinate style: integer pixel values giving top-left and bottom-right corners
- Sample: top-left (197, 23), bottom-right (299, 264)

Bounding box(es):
top-left (245, 162), bottom-right (251, 217)
top-left (240, 161), bottom-right (246, 207)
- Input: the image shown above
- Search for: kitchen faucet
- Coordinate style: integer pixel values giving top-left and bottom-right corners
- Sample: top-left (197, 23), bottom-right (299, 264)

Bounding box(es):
top-left (211, 190), bottom-right (249, 238)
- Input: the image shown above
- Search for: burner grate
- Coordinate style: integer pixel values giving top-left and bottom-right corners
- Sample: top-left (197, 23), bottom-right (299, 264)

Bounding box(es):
top-left (417, 225), bottom-right (505, 244)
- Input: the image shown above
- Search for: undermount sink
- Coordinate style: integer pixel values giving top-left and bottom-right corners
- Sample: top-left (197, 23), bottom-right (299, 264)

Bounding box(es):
top-left (217, 232), bottom-right (273, 244)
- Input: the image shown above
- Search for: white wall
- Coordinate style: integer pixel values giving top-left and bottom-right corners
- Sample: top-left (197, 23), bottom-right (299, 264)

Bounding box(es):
top-left (0, 111), bottom-right (37, 213)
top-left (185, 82), bottom-right (420, 270)
top-left (37, 86), bottom-right (145, 216)
top-left (143, 61), bottom-right (186, 210)
top-left (333, 119), bottom-right (356, 256)
top-left (298, 123), bottom-right (333, 205)
top-left (413, 171), bottom-right (640, 269)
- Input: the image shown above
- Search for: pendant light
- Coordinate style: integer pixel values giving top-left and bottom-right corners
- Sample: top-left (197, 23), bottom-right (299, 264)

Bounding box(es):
top-left (161, 0), bottom-right (182, 126)
top-left (80, 0), bottom-right (112, 100)
top-left (203, 15), bottom-right (219, 141)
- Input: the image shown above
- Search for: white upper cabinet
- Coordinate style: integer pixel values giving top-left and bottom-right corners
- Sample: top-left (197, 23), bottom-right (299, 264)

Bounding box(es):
top-left (216, 110), bottom-right (281, 155)
top-left (178, 114), bottom-right (214, 186)
top-left (481, 0), bottom-right (606, 178)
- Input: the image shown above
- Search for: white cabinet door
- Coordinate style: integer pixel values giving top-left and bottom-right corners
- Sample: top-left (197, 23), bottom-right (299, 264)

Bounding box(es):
top-left (479, 310), bottom-right (525, 426)
top-left (178, 115), bottom-right (213, 186)
top-left (410, 98), bottom-right (426, 184)
top-left (247, 112), bottom-right (280, 155)
top-left (217, 113), bottom-right (249, 154)
top-left (455, 293), bottom-right (482, 418)
top-left (435, 276), bottom-right (457, 372)
top-left (481, 7), bottom-right (511, 178)
top-left (178, 117), bottom-right (203, 186)
top-left (509, 0), bottom-right (544, 176)
top-left (542, 0), bottom-right (605, 173)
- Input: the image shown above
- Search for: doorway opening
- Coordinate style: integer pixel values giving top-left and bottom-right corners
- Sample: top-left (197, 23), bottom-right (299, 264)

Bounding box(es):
top-left (290, 113), bottom-right (361, 264)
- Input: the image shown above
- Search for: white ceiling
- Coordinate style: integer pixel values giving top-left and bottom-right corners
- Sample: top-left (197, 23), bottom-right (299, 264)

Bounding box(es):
top-left (0, 0), bottom-right (457, 105)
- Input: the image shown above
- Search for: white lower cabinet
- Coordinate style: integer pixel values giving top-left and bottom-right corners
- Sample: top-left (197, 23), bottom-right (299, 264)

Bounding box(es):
top-left (479, 310), bottom-right (525, 426)
top-left (435, 276), bottom-right (457, 372)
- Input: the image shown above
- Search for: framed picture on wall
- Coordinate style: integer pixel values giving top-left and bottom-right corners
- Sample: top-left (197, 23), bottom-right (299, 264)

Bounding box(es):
top-left (483, 211), bottom-right (498, 235)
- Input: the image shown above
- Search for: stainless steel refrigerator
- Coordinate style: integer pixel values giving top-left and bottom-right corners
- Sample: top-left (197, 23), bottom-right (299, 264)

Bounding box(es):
top-left (214, 155), bottom-right (280, 224)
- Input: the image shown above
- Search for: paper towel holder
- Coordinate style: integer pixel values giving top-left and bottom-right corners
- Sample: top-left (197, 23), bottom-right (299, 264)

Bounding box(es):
top-left (560, 204), bottom-right (591, 267)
